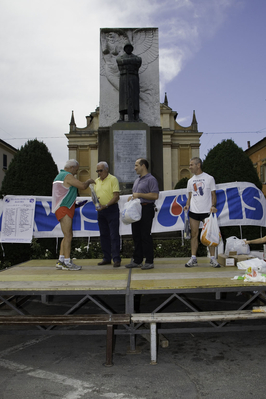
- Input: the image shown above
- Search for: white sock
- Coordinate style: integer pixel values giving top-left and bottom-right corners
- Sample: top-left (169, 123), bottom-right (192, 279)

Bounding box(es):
top-left (192, 255), bottom-right (197, 259)
top-left (65, 258), bottom-right (70, 264)
top-left (59, 255), bottom-right (65, 262)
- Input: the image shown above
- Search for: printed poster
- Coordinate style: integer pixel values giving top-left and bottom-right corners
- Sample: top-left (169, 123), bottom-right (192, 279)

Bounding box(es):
top-left (1, 196), bottom-right (36, 243)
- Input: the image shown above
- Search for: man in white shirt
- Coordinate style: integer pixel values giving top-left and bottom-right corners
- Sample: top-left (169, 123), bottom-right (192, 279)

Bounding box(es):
top-left (184, 157), bottom-right (220, 268)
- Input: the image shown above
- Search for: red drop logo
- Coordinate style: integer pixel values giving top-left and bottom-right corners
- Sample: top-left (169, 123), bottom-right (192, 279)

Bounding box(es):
top-left (170, 197), bottom-right (183, 216)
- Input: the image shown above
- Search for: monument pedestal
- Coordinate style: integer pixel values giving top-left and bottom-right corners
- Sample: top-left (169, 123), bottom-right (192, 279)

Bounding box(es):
top-left (111, 122), bottom-right (150, 194)
top-left (98, 122), bottom-right (163, 194)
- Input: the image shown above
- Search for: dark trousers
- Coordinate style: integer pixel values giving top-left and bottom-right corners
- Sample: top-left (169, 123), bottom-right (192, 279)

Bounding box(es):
top-left (97, 204), bottom-right (121, 263)
top-left (132, 204), bottom-right (155, 264)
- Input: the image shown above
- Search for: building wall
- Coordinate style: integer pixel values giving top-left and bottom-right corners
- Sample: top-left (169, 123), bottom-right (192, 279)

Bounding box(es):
top-left (66, 110), bottom-right (99, 196)
top-left (0, 140), bottom-right (17, 188)
top-left (66, 103), bottom-right (202, 193)
top-left (245, 138), bottom-right (266, 196)
top-left (160, 103), bottom-right (202, 190)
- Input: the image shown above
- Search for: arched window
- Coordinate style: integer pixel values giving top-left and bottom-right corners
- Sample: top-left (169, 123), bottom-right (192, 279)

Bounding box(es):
top-left (180, 169), bottom-right (190, 179)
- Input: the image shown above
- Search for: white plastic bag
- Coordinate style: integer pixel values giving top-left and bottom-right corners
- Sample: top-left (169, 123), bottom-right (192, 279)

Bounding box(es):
top-left (225, 236), bottom-right (250, 255)
top-left (121, 199), bottom-right (142, 225)
top-left (243, 264), bottom-right (266, 282)
top-left (200, 213), bottom-right (221, 247)
top-left (236, 257), bottom-right (265, 270)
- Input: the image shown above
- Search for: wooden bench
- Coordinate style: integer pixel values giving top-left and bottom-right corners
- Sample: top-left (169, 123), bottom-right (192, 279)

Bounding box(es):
top-left (0, 314), bottom-right (130, 366)
top-left (131, 310), bottom-right (266, 364)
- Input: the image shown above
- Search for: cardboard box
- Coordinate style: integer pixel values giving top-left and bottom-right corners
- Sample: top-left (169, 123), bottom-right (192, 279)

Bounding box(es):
top-left (218, 253), bottom-right (255, 267)
top-left (218, 254), bottom-right (236, 267)
top-left (232, 255), bottom-right (255, 263)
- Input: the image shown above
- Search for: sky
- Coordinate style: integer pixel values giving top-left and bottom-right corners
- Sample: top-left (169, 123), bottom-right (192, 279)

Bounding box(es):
top-left (0, 0), bottom-right (265, 171)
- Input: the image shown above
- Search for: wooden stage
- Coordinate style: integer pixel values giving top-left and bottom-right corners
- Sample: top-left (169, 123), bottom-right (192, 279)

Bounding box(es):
top-left (1, 258), bottom-right (266, 351)
top-left (0, 257), bottom-right (261, 293)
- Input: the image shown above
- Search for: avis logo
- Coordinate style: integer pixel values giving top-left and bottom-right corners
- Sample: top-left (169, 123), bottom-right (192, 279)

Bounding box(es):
top-left (158, 195), bottom-right (187, 227)
top-left (158, 186), bottom-right (264, 228)
top-left (35, 201), bottom-right (99, 232)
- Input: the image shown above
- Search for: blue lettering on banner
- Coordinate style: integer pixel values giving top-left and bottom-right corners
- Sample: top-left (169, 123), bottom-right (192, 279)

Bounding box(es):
top-left (35, 201), bottom-right (58, 231)
top-left (243, 187), bottom-right (263, 220)
top-left (226, 187), bottom-right (243, 220)
top-left (72, 206), bottom-right (81, 231)
top-left (158, 195), bottom-right (187, 227)
top-left (82, 202), bottom-right (99, 231)
top-left (216, 189), bottom-right (226, 217)
top-left (34, 201), bottom-right (99, 232)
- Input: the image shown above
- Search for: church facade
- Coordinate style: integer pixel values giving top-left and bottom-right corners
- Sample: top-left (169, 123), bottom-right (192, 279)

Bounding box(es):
top-left (65, 95), bottom-right (202, 196)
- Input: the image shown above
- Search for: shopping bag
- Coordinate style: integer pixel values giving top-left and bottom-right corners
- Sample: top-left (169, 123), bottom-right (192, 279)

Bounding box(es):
top-left (200, 213), bottom-right (221, 247)
top-left (184, 210), bottom-right (191, 239)
top-left (121, 199), bottom-right (142, 225)
top-left (225, 236), bottom-right (250, 255)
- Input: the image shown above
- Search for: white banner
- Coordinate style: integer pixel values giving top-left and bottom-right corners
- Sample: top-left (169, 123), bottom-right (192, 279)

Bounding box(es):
top-left (0, 182), bottom-right (265, 239)
top-left (1, 196), bottom-right (36, 243)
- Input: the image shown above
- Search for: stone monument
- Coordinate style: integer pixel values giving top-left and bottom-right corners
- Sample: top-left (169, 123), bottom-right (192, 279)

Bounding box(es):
top-left (99, 28), bottom-right (163, 193)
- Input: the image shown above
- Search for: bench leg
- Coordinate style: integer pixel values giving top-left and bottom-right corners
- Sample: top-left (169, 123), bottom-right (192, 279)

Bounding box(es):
top-left (104, 324), bottom-right (114, 367)
top-left (41, 295), bottom-right (50, 304)
top-left (129, 332), bottom-right (136, 352)
top-left (150, 322), bottom-right (157, 365)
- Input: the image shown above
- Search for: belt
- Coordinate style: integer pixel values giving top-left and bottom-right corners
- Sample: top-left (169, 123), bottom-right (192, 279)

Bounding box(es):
top-left (141, 202), bottom-right (154, 206)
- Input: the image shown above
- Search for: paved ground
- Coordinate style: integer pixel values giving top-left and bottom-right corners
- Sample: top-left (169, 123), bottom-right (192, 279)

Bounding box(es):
top-left (0, 293), bottom-right (266, 399)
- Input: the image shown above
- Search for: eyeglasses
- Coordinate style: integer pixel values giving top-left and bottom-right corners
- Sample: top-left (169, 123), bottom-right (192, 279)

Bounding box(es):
top-left (96, 169), bottom-right (103, 173)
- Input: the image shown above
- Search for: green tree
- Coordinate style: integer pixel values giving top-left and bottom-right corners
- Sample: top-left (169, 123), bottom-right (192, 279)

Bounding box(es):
top-left (174, 177), bottom-right (188, 189)
top-left (202, 139), bottom-right (262, 189)
top-left (202, 139), bottom-right (264, 245)
top-left (0, 139), bottom-right (58, 196)
top-left (0, 140), bottom-right (58, 265)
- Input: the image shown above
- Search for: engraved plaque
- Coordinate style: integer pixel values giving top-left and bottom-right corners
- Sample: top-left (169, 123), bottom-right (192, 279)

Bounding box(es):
top-left (113, 130), bottom-right (147, 183)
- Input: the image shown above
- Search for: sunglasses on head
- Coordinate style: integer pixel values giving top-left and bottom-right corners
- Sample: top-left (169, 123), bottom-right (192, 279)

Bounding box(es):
top-left (96, 169), bottom-right (103, 173)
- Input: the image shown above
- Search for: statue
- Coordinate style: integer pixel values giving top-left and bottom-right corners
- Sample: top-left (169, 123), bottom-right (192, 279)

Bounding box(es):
top-left (116, 43), bottom-right (142, 122)
top-left (100, 28), bottom-right (160, 127)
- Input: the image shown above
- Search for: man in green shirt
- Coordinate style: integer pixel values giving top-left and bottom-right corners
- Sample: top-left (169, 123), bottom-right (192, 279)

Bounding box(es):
top-left (52, 159), bottom-right (95, 271)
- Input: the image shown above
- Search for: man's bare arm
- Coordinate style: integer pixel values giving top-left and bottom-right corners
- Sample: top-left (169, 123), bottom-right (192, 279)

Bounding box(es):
top-left (210, 191), bottom-right (217, 213)
top-left (131, 192), bottom-right (159, 201)
top-left (184, 192), bottom-right (192, 211)
top-left (64, 174), bottom-right (95, 191)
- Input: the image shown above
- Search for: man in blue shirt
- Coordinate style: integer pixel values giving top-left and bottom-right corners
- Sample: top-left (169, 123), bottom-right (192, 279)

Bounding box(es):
top-left (125, 158), bottom-right (159, 270)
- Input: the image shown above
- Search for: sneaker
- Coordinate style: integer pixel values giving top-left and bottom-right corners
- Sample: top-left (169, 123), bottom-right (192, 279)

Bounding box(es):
top-left (71, 259), bottom-right (82, 270)
top-left (185, 258), bottom-right (198, 267)
top-left (210, 258), bottom-right (221, 268)
top-left (62, 261), bottom-right (82, 271)
top-left (125, 259), bottom-right (142, 268)
top-left (141, 263), bottom-right (154, 270)
top-left (55, 260), bottom-right (64, 270)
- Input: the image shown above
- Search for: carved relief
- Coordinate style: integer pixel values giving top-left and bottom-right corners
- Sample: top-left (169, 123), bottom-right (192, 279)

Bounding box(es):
top-left (100, 28), bottom-right (160, 127)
